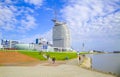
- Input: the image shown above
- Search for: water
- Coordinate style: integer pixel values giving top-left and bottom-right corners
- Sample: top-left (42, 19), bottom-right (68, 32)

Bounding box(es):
top-left (89, 53), bottom-right (120, 76)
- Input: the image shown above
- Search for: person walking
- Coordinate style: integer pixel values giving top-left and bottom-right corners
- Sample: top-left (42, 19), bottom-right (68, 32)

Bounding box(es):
top-left (78, 54), bottom-right (81, 64)
top-left (47, 54), bottom-right (50, 60)
top-left (52, 57), bottom-right (55, 64)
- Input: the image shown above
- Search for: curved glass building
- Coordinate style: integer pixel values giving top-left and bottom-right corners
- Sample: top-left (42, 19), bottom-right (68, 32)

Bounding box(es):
top-left (14, 44), bottom-right (35, 50)
top-left (52, 19), bottom-right (71, 51)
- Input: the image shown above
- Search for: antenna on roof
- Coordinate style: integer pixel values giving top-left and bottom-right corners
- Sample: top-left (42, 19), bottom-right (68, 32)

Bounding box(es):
top-left (52, 0), bottom-right (58, 22)
top-left (54, 8), bottom-right (57, 20)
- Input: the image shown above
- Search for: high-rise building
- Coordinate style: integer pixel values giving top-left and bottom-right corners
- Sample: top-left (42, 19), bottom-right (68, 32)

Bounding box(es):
top-left (52, 19), bottom-right (71, 51)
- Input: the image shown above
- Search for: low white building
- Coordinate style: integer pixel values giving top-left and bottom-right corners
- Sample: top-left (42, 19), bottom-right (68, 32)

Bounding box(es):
top-left (1, 39), bottom-right (18, 48)
top-left (0, 45), bottom-right (3, 49)
top-left (14, 43), bottom-right (54, 52)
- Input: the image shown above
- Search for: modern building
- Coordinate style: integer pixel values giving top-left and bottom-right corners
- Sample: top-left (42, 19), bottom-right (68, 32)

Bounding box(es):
top-left (14, 43), bottom-right (37, 50)
top-left (35, 38), bottom-right (53, 51)
top-left (35, 38), bottom-right (49, 45)
top-left (52, 19), bottom-right (71, 51)
top-left (0, 45), bottom-right (3, 49)
top-left (1, 39), bottom-right (19, 48)
top-left (14, 38), bottom-right (53, 51)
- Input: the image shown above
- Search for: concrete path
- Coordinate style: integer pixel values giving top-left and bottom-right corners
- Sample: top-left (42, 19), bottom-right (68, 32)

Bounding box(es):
top-left (0, 59), bottom-right (116, 77)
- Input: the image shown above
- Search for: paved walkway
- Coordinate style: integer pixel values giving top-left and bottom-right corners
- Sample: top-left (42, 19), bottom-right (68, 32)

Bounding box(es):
top-left (0, 59), bottom-right (116, 77)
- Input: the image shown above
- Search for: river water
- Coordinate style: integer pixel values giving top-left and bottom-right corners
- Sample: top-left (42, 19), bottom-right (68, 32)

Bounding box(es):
top-left (88, 53), bottom-right (120, 76)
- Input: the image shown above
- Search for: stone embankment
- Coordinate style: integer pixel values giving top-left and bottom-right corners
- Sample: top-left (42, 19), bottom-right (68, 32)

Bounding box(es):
top-left (80, 55), bottom-right (92, 68)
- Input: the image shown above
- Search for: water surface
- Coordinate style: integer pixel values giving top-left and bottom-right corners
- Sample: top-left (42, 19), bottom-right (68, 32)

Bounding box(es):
top-left (89, 53), bottom-right (120, 76)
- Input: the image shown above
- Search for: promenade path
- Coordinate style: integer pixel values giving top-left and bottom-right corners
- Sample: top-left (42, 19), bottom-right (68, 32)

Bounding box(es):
top-left (0, 59), bottom-right (116, 77)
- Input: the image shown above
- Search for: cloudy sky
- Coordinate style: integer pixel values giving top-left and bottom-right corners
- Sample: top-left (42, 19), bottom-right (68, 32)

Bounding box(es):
top-left (0, 0), bottom-right (120, 51)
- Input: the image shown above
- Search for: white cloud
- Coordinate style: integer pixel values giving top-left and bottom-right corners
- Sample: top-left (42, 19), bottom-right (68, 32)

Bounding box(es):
top-left (41, 30), bottom-right (52, 42)
top-left (24, 0), bottom-right (43, 6)
top-left (60, 0), bottom-right (120, 51)
top-left (61, 0), bottom-right (120, 41)
top-left (0, 0), bottom-right (44, 44)
top-left (0, 32), bottom-right (2, 39)
top-left (5, 0), bottom-right (12, 3)
top-left (18, 15), bottom-right (37, 32)
top-left (20, 30), bottom-right (52, 43)
top-left (5, 0), bottom-right (18, 4)
top-left (0, 6), bottom-right (17, 31)
top-left (19, 36), bottom-right (37, 43)
top-left (0, 0), bottom-right (43, 32)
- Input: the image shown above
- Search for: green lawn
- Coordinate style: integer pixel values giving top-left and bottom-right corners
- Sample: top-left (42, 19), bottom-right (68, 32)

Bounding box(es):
top-left (19, 51), bottom-right (46, 60)
top-left (0, 50), bottom-right (88, 61)
top-left (45, 52), bottom-right (77, 60)
top-left (18, 50), bottom-right (78, 60)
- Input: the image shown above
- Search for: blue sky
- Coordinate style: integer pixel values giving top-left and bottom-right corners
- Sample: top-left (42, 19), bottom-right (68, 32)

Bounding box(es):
top-left (0, 0), bottom-right (120, 51)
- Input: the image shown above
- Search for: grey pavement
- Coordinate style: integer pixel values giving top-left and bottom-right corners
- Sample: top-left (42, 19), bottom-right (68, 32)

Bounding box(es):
top-left (0, 59), bottom-right (116, 77)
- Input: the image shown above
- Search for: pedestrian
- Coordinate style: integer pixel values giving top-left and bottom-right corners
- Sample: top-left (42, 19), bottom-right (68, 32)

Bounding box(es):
top-left (39, 51), bottom-right (42, 55)
top-left (52, 57), bottom-right (56, 64)
top-left (79, 55), bottom-right (81, 61)
top-left (78, 54), bottom-right (81, 64)
top-left (47, 54), bottom-right (50, 60)
top-left (65, 56), bottom-right (69, 60)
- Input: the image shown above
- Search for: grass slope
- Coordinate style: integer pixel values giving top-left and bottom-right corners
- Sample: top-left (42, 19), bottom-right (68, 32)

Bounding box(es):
top-left (19, 51), bottom-right (46, 60)
top-left (19, 50), bottom-right (78, 60)
top-left (0, 50), bottom-right (87, 61)
top-left (45, 52), bottom-right (77, 60)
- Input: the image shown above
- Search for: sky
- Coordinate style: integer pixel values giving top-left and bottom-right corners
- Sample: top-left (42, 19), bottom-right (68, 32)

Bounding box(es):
top-left (0, 0), bottom-right (120, 52)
